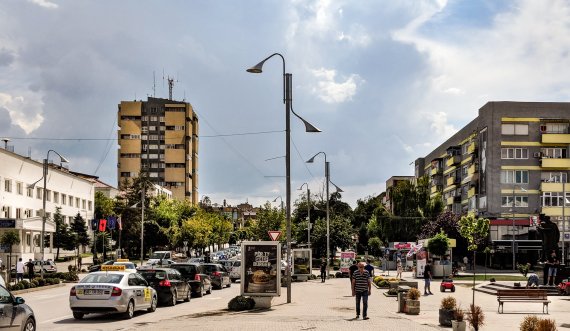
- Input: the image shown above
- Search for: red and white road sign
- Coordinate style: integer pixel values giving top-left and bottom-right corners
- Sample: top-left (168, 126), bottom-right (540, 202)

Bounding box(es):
top-left (268, 231), bottom-right (282, 241)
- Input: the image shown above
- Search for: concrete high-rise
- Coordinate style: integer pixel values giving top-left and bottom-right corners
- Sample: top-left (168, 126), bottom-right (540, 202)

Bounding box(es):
top-left (117, 97), bottom-right (199, 203)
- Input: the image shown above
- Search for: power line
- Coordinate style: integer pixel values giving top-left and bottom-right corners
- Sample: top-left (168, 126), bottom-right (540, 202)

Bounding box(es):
top-left (94, 114), bottom-right (117, 175)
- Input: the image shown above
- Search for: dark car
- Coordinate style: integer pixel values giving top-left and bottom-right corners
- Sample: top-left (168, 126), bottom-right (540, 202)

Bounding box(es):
top-left (171, 263), bottom-right (212, 297)
top-left (137, 268), bottom-right (191, 306)
top-left (88, 260), bottom-right (114, 273)
top-left (0, 284), bottom-right (35, 330)
top-left (201, 263), bottom-right (231, 289)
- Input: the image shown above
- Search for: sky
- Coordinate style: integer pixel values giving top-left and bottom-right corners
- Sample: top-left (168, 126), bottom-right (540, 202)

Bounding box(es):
top-left (2, 0), bottom-right (570, 209)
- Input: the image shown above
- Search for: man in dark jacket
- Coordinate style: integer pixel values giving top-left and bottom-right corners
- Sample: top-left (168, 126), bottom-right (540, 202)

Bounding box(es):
top-left (349, 260), bottom-right (358, 280)
top-left (320, 260), bottom-right (327, 282)
top-left (25, 259), bottom-right (34, 281)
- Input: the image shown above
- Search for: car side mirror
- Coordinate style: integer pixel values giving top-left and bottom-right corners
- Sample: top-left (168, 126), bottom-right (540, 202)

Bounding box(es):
top-left (13, 297), bottom-right (25, 305)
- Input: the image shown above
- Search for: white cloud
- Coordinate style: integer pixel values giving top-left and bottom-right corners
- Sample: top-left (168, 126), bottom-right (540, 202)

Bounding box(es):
top-left (28, 0), bottom-right (58, 9)
top-left (422, 111), bottom-right (457, 138)
top-left (0, 92), bottom-right (44, 134)
top-left (310, 68), bottom-right (363, 103)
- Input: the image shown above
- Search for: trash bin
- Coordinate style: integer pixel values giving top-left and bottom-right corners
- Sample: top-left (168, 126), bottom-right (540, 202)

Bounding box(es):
top-left (397, 285), bottom-right (410, 313)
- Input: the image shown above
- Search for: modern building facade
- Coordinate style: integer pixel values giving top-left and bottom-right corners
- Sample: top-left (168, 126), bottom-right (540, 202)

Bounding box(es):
top-left (117, 97), bottom-right (199, 204)
top-left (0, 147), bottom-right (95, 262)
top-left (382, 176), bottom-right (415, 214)
top-left (415, 101), bottom-right (570, 265)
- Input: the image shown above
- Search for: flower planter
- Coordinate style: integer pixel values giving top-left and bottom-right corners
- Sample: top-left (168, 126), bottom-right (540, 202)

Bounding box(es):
top-left (439, 308), bottom-right (455, 326)
top-left (405, 299), bottom-right (420, 315)
top-left (451, 320), bottom-right (466, 331)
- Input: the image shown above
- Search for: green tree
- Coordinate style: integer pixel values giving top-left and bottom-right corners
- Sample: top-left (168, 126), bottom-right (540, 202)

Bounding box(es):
top-left (180, 209), bottom-right (213, 253)
top-left (53, 207), bottom-right (72, 259)
top-left (368, 237), bottom-right (383, 258)
top-left (250, 202), bottom-right (285, 241)
top-left (0, 229), bottom-right (20, 281)
top-left (70, 213), bottom-right (91, 252)
top-left (311, 216), bottom-right (353, 259)
top-left (458, 213), bottom-right (490, 305)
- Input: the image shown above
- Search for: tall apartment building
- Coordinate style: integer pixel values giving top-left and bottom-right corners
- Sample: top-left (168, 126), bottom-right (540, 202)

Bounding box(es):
top-left (382, 176), bottom-right (415, 214)
top-left (415, 101), bottom-right (570, 264)
top-left (117, 97), bottom-right (199, 203)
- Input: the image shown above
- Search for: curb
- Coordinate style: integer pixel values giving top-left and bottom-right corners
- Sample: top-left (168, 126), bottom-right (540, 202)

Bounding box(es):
top-left (10, 282), bottom-right (66, 295)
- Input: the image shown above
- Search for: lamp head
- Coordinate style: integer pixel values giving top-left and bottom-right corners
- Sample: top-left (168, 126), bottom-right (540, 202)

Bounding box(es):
top-left (302, 120), bottom-right (322, 133)
top-left (60, 155), bottom-right (69, 163)
top-left (306, 156), bottom-right (316, 163)
top-left (246, 60), bottom-right (265, 74)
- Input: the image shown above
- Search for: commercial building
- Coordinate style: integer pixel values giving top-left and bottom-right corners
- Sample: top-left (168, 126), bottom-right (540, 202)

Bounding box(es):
top-left (117, 97), bottom-right (199, 204)
top-left (415, 101), bottom-right (570, 266)
top-left (0, 147), bottom-right (95, 262)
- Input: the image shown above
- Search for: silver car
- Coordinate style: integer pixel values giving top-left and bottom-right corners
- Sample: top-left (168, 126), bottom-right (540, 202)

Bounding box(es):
top-left (69, 271), bottom-right (157, 320)
top-left (0, 285), bottom-right (35, 330)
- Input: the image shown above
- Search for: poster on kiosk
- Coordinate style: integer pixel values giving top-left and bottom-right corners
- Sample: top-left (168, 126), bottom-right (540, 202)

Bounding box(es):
top-left (292, 249), bottom-right (312, 276)
top-left (241, 242), bottom-right (281, 297)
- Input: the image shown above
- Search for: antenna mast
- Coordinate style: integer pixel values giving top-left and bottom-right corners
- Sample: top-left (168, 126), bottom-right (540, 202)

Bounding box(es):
top-left (153, 71), bottom-right (156, 97)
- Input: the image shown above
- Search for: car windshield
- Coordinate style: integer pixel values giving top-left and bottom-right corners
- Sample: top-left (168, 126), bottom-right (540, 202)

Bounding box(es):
top-left (150, 252), bottom-right (167, 259)
top-left (138, 270), bottom-right (167, 281)
top-left (171, 265), bottom-right (196, 276)
top-left (114, 263), bottom-right (135, 269)
top-left (81, 274), bottom-right (124, 284)
top-left (202, 265), bottom-right (220, 273)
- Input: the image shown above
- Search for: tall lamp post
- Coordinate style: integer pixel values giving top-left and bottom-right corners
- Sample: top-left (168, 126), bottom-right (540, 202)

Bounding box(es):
top-left (38, 150), bottom-right (69, 278)
top-left (299, 183), bottom-right (311, 246)
top-left (510, 185), bottom-right (527, 270)
top-left (273, 196), bottom-right (284, 211)
top-left (247, 53), bottom-right (321, 303)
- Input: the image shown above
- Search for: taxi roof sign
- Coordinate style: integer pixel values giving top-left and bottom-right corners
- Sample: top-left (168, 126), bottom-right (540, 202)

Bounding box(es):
top-left (116, 259), bottom-right (130, 262)
top-left (101, 265), bottom-right (126, 271)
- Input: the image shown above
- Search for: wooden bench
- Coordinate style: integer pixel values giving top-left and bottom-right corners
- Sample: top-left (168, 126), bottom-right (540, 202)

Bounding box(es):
top-left (496, 289), bottom-right (550, 314)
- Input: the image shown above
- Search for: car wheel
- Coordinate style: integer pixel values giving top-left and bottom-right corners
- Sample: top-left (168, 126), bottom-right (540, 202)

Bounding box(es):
top-left (206, 285), bottom-right (212, 294)
top-left (184, 288), bottom-right (191, 302)
top-left (231, 278), bottom-right (236, 283)
top-left (168, 290), bottom-right (177, 306)
top-left (23, 317), bottom-right (35, 331)
top-left (147, 295), bottom-right (157, 312)
top-left (226, 282), bottom-right (231, 288)
top-left (73, 312), bottom-right (84, 320)
top-left (124, 300), bottom-right (135, 319)
top-left (197, 285), bottom-right (204, 297)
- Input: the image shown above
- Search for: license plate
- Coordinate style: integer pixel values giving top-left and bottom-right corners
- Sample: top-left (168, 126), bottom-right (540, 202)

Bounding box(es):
top-left (85, 289), bottom-right (103, 295)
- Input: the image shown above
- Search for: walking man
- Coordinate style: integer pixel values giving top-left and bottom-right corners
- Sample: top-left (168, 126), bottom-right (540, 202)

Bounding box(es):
top-left (16, 258), bottom-right (24, 283)
top-left (26, 259), bottom-right (34, 281)
top-left (320, 259), bottom-right (327, 283)
top-left (364, 259), bottom-right (374, 278)
top-left (351, 262), bottom-right (371, 320)
top-left (424, 259), bottom-right (433, 295)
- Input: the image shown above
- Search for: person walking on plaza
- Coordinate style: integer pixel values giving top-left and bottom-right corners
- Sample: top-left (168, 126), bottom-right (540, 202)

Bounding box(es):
top-left (547, 250), bottom-right (559, 286)
top-left (16, 258), bottom-right (24, 282)
top-left (320, 260), bottom-right (327, 283)
top-left (423, 260), bottom-right (433, 295)
top-left (351, 262), bottom-right (371, 320)
top-left (364, 259), bottom-right (374, 278)
top-left (396, 260), bottom-right (403, 280)
top-left (349, 260), bottom-right (358, 280)
top-left (25, 259), bottom-right (34, 281)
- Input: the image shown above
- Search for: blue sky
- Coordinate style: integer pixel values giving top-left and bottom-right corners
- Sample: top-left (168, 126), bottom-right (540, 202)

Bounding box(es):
top-left (1, 0), bottom-right (570, 208)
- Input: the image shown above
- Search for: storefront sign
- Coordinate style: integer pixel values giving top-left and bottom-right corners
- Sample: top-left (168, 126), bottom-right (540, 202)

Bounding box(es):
top-left (241, 242), bottom-right (281, 297)
top-left (292, 249), bottom-right (312, 276)
top-left (0, 219), bottom-right (16, 228)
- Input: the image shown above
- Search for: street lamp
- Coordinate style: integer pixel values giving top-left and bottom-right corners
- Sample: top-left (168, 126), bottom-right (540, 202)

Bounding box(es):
top-left (247, 53), bottom-right (321, 304)
top-left (273, 196), bottom-right (284, 211)
top-left (34, 150), bottom-right (69, 278)
top-left (510, 185), bottom-right (527, 270)
top-left (298, 183), bottom-right (311, 247)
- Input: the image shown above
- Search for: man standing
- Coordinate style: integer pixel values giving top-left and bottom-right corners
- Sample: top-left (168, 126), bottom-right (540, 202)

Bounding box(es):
top-left (26, 259), bottom-right (34, 281)
top-left (320, 259), bottom-right (327, 283)
top-left (547, 250), bottom-right (559, 286)
top-left (351, 262), bottom-right (371, 320)
top-left (463, 256), bottom-right (469, 270)
top-left (16, 258), bottom-right (24, 283)
top-left (348, 260), bottom-right (358, 280)
top-left (364, 259), bottom-right (374, 278)
top-left (424, 259), bottom-right (433, 295)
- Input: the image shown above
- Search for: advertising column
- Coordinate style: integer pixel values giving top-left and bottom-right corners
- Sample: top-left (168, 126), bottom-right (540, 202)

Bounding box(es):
top-left (241, 242), bottom-right (281, 298)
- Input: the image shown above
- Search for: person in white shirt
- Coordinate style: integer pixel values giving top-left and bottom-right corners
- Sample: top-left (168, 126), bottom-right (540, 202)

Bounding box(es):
top-left (16, 258), bottom-right (24, 282)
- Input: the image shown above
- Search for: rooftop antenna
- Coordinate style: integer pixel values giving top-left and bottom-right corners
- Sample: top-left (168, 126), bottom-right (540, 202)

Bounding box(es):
top-left (153, 71), bottom-right (156, 97)
top-left (162, 71), bottom-right (178, 100)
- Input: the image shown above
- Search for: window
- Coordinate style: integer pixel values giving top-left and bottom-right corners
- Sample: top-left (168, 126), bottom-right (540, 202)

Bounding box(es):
top-left (45, 190), bottom-right (51, 202)
top-left (88, 201), bottom-right (92, 211)
top-left (2, 206), bottom-right (10, 218)
top-left (541, 123), bottom-right (569, 134)
top-left (27, 186), bottom-right (33, 197)
top-left (541, 172), bottom-right (568, 183)
top-left (4, 179), bottom-right (12, 193)
top-left (462, 165), bottom-right (469, 176)
top-left (82, 199), bottom-right (86, 209)
top-left (68, 196), bottom-right (73, 207)
top-left (76, 197), bottom-right (80, 208)
top-left (502, 124), bottom-right (529, 135)
top-left (36, 188), bottom-right (42, 200)
top-left (61, 194), bottom-right (67, 205)
top-left (541, 148), bottom-right (566, 159)
top-left (16, 182), bottom-right (23, 195)
top-left (501, 148), bottom-right (529, 159)
top-left (502, 196), bottom-right (529, 207)
top-left (500, 170), bottom-right (529, 184)
top-left (542, 192), bottom-right (570, 207)
top-left (16, 208), bottom-right (22, 219)
top-left (53, 192), bottom-right (59, 204)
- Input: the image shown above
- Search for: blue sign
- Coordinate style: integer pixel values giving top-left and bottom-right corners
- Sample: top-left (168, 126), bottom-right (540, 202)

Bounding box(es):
top-left (0, 219), bottom-right (16, 228)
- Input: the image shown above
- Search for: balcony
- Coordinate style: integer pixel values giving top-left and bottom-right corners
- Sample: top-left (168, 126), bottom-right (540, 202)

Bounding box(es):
top-left (540, 182), bottom-right (565, 192)
top-left (430, 185), bottom-right (442, 194)
top-left (446, 176), bottom-right (459, 186)
top-left (541, 133), bottom-right (570, 144)
top-left (541, 206), bottom-right (566, 217)
top-left (431, 168), bottom-right (442, 176)
top-left (468, 187), bottom-right (477, 198)
top-left (467, 142), bottom-right (477, 154)
top-left (446, 156), bottom-right (461, 167)
top-left (468, 164), bottom-right (478, 176)
top-left (540, 158), bottom-right (570, 169)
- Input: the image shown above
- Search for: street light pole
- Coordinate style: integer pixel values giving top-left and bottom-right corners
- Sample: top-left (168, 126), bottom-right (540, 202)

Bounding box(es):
top-left (299, 183), bottom-right (311, 247)
top-left (247, 53), bottom-right (321, 304)
top-left (140, 186), bottom-right (145, 267)
top-left (512, 184), bottom-right (516, 271)
top-left (563, 183), bottom-right (566, 265)
top-left (307, 152), bottom-right (330, 278)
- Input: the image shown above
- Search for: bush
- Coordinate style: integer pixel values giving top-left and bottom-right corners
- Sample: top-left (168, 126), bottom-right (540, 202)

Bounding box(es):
top-left (20, 280), bottom-right (30, 289)
top-left (520, 315), bottom-right (539, 331)
top-left (335, 272), bottom-right (342, 278)
top-left (406, 288), bottom-right (421, 300)
top-left (454, 307), bottom-right (464, 322)
top-left (467, 304), bottom-right (485, 331)
top-left (536, 318), bottom-right (557, 331)
top-left (228, 296), bottom-right (255, 311)
top-left (378, 280), bottom-right (389, 287)
top-left (373, 276), bottom-right (384, 283)
top-left (441, 296), bottom-right (456, 310)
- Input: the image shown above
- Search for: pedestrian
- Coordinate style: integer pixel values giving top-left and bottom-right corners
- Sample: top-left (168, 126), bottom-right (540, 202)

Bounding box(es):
top-left (351, 262), bottom-right (371, 320)
top-left (463, 256), bottom-right (469, 270)
top-left (16, 258), bottom-right (24, 282)
top-left (525, 264), bottom-right (539, 288)
top-left (364, 259), bottom-right (374, 278)
top-left (396, 260), bottom-right (403, 280)
top-left (78, 255), bottom-right (82, 270)
top-left (320, 259), bottom-right (327, 283)
top-left (547, 250), bottom-right (559, 286)
top-left (424, 259), bottom-right (433, 295)
top-left (349, 260), bottom-right (358, 280)
top-left (26, 259), bottom-right (34, 281)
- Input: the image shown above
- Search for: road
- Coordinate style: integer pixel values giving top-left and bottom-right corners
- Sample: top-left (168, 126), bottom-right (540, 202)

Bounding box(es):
top-left (19, 281), bottom-right (240, 330)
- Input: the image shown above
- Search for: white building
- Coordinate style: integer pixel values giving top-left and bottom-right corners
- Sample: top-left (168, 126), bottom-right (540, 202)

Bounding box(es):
top-left (0, 148), bottom-right (95, 264)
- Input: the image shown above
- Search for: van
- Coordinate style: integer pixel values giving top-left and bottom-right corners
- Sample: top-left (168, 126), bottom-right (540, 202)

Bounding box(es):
top-left (218, 260), bottom-right (241, 282)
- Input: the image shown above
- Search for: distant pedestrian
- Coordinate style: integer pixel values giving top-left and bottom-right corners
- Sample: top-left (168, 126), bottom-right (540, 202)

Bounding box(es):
top-left (349, 260), bottom-right (358, 280)
top-left (26, 259), bottom-right (34, 281)
top-left (364, 260), bottom-right (374, 278)
top-left (526, 264), bottom-right (539, 288)
top-left (547, 250), bottom-right (559, 286)
top-left (78, 255), bottom-right (82, 270)
top-left (463, 256), bottom-right (469, 270)
top-left (16, 258), bottom-right (24, 282)
top-left (351, 262), bottom-right (371, 320)
top-left (320, 260), bottom-right (327, 283)
top-left (396, 260), bottom-right (403, 279)
top-left (424, 260), bottom-right (433, 295)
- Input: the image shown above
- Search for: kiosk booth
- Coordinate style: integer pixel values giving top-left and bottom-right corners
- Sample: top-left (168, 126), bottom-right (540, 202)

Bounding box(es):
top-left (416, 238), bottom-right (457, 278)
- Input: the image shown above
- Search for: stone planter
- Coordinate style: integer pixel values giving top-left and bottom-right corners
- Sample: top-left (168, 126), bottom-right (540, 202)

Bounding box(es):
top-left (451, 320), bottom-right (466, 331)
top-left (439, 308), bottom-right (455, 327)
top-left (405, 299), bottom-right (420, 315)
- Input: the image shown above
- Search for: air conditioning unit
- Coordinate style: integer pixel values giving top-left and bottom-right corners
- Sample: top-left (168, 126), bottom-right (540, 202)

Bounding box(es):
top-left (533, 152), bottom-right (542, 158)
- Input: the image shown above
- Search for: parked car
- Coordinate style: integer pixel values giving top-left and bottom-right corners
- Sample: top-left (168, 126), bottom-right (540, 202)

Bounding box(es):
top-left (88, 260), bottom-right (115, 273)
top-left (0, 284), bottom-right (35, 330)
top-left (218, 260), bottom-right (241, 283)
top-left (170, 263), bottom-right (212, 297)
top-left (201, 263), bottom-right (231, 289)
top-left (137, 268), bottom-right (191, 306)
top-left (11, 260), bottom-right (57, 277)
top-left (69, 271), bottom-right (157, 320)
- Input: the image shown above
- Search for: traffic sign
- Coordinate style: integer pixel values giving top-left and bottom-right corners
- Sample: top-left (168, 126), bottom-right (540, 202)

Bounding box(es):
top-left (268, 231), bottom-right (282, 241)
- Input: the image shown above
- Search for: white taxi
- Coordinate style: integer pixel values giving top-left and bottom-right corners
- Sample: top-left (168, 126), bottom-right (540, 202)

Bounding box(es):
top-left (113, 259), bottom-right (137, 273)
top-left (69, 265), bottom-right (157, 320)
